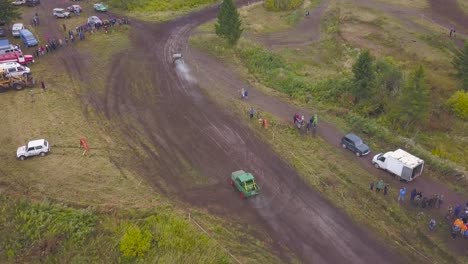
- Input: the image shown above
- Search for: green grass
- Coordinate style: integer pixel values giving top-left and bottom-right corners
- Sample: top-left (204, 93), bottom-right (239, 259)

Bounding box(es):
top-left (107, 0), bottom-right (218, 21)
top-left (457, 0), bottom-right (468, 14)
top-left (239, 0), bottom-right (321, 34)
top-left (0, 196), bottom-right (258, 263)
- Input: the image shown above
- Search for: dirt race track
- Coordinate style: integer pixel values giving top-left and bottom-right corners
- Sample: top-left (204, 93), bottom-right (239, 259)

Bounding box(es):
top-left (29, 0), bottom-right (468, 263)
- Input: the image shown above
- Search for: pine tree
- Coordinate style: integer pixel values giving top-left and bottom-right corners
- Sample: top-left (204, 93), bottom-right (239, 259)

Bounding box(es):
top-left (352, 50), bottom-right (375, 103)
top-left (215, 0), bottom-right (243, 46)
top-left (396, 65), bottom-right (430, 129)
top-left (452, 42), bottom-right (468, 92)
top-left (0, 0), bottom-right (21, 25)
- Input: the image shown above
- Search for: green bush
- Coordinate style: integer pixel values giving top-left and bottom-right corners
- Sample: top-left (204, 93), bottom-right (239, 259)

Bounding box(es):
top-left (120, 225), bottom-right (153, 258)
top-left (446, 90), bottom-right (468, 120)
top-left (264, 0), bottom-right (304, 11)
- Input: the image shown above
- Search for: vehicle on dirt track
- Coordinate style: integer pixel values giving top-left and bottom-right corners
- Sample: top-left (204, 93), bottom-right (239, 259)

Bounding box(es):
top-left (94, 3), bottom-right (108, 12)
top-left (172, 53), bottom-right (183, 64)
top-left (53, 8), bottom-right (71, 18)
top-left (0, 69), bottom-right (34, 91)
top-left (11, 0), bottom-right (26, 6)
top-left (230, 170), bottom-right (260, 198)
top-left (341, 133), bottom-right (370, 157)
top-left (372, 149), bottom-right (424, 182)
top-left (17, 139), bottom-right (50, 160)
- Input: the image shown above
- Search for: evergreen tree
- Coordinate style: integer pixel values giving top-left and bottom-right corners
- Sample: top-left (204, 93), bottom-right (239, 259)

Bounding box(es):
top-left (0, 0), bottom-right (21, 25)
top-left (452, 42), bottom-right (468, 92)
top-left (215, 0), bottom-right (243, 46)
top-left (396, 65), bottom-right (430, 129)
top-left (352, 50), bottom-right (375, 103)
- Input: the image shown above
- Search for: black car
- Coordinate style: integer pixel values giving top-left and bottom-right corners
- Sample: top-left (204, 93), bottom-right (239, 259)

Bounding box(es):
top-left (26, 0), bottom-right (40, 7)
top-left (341, 133), bottom-right (370, 157)
top-left (0, 28), bottom-right (5, 37)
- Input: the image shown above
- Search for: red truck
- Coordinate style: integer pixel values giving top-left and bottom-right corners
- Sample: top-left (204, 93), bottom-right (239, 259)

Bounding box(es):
top-left (0, 52), bottom-right (34, 66)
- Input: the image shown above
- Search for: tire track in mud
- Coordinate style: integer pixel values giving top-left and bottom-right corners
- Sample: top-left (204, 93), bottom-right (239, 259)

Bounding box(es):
top-left (95, 1), bottom-right (404, 263)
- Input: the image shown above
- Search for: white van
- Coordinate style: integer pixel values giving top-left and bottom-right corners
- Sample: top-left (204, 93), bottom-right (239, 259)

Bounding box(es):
top-left (17, 139), bottom-right (50, 160)
top-left (0, 62), bottom-right (31, 77)
top-left (12, 23), bottom-right (24, 38)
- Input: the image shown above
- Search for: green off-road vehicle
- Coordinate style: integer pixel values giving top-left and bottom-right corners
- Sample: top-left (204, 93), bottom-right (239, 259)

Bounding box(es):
top-left (230, 170), bottom-right (260, 198)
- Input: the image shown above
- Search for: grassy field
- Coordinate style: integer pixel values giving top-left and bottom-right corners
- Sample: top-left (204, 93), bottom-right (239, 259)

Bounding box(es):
top-left (0, 15), bottom-right (283, 263)
top-left (107, 0), bottom-right (218, 21)
top-left (458, 0), bottom-right (468, 14)
top-left (190, 0), bottom-right (468, 190)
top-left (240, 0), bottom-right (320, 34)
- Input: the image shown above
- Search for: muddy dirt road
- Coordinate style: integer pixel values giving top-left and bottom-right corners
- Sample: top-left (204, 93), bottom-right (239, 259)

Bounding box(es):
top-left (81, 1), bottom-right (404, 263)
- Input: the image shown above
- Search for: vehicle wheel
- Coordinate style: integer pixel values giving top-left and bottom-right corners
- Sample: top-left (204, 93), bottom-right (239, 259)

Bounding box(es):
top-left (19, 156), bottom-right (25, 160)
top-left (373, 163), bottom-right (380, 169)
top-left (341, 144), bottom-right (346, 149)
top-left (240, 192), bottom-right (245, 199)
top-left (13, 83), bottom-right (23, 90)
top-left (40, 152), bottom-right (46, 157)
top-left (229, 180), bottom-right (233, 185)
top-left (26, 62), bottom-right (32, 66)
top-left (356, 152), bottom-right (361, 157)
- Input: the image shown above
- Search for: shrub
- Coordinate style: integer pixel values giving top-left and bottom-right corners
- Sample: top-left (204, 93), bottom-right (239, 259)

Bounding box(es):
top-left (264, 0), bottom-right (304, 11)
top-left (120, 225), bottom-right (152, 258)
top-left (446, 90), bottom-right (468, 120)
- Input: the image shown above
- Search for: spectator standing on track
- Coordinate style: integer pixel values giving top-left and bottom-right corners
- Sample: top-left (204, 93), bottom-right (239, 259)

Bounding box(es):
top-left (370, 181), bottom-right (374, 191)
top-left (429, 218), bottom-right (436, 231)
top-left (454, 204), bottom-right (462, 218)
top-left (398, 187), bottom-right (407, 203)
top-left (410, 188), bottom-right (417, 201)
top-left (250, 107), bottom-right (255, 119)
top-left (63, 24), bottom-right (66, 31)
top-left (376, 180), bottom-right (384, 193)
top-left (244, 89), bottom-right (248, 99)
top-left (384, 184), bottom-right (389, 196)
top-left (41, 80), bottom-right (46, 92)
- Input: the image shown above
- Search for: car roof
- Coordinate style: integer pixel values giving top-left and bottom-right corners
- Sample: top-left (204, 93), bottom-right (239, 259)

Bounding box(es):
top-left (344, 133), bottom-right (362, 142)
top-left (0, 62), bottom-right (21, 67)
top-left (54, 8), bottom-right (64, 11)
top-left (28, 139), bottom-right (46, 146)
top-left (13, 23), bottom-right (23, 27)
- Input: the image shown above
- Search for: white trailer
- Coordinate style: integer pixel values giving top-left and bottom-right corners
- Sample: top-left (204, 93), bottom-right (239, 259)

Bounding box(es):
top-left (372, 149), bottom-right (424, 182)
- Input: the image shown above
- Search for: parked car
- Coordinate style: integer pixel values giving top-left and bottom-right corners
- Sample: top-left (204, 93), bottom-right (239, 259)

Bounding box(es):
top-left (0, 27), bottom-right (5, 37)
top-left (11, 0), bottom-right (26, 5)
top-left (53, 8), bottom-right (71, 18)
top-left (0, 62), bottom-right (31, 77)
top-left (67, 4), bottom-right (82, 12)
top-left (372, 149), bottom-right (424, 182)
top-left (0, 44), bottom-right (21, 54)
top-left (94, 3), bottom-right (108, 12)
top-left (341, 133), bottom-right (370, 156)
top-left (12, 23), bottom-right (24, 38)
top-left (0, 51), bottom-right (34, 66)
top-left (17, 139), bottom-right (50, 160)
top-left (19, 29), bottom-right (38, 47)
top-left (87, 16), bottom-right (102, 26)
top-left (25, 0), bottom-right (40, 6)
